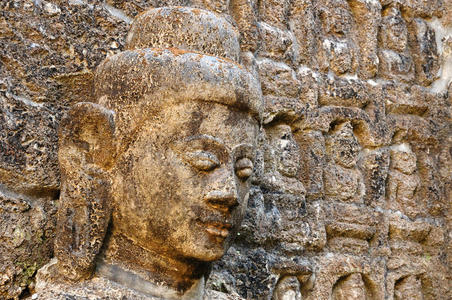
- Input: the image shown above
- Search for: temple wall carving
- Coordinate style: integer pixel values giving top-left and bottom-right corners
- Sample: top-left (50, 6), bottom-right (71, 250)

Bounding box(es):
top-left (0, 0), bottom-right (451, 299)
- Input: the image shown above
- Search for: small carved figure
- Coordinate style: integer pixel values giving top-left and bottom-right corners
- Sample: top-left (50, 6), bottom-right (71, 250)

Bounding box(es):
top-left (386, 144), bottom-right (421, 219)
top-left (35, 7), bottom-right (262, 300)
top-left (296, 130), bottom-right (325, 200)
top-left (262, 124), bottom-right (305, 201)
top-left (394, 275), bottom-right (423, 300)
top-left (378, 4), bottom-right (415, 82)
top-left (409, 18), bottom-right (440, 85)
top-left (257, 0), bottom-right (296, 63)
top-left (332, 273), bottom-right (366, 300)
top-left (272, 276), bottom-right (302, 300)
top-left (318, 0), bottom-right (359, 75)
top-left (289, 0), bottom-right (317, 67)
top-left (347, 0), bottom-right (381, 78)
top-left (265, 125), bottom-right (302, 182)
top-left (261, 124), bottom-right (307, 249)
top-left (324, 121), bottom-right (365, 203)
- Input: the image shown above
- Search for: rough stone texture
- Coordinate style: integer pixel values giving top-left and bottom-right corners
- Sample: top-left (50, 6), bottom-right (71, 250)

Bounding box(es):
top-left (0, 189), bottom-right (56, 298)
top-left (0, 0), bottom-right (451, 299)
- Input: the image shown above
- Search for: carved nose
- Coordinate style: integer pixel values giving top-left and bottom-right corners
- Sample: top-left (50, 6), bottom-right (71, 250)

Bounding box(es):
top-left (204, 177), bottom-right (239, 213)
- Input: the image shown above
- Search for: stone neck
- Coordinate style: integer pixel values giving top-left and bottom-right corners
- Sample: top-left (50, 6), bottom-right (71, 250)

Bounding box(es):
top-left (99, 233), bottom-right (210, 299)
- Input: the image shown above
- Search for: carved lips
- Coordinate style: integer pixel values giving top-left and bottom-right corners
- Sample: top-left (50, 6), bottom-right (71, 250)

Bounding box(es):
top-left (197, 220), bottom-right (232, 241)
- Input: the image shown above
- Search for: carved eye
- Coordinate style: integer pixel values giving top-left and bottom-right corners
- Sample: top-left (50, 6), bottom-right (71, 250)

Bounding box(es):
top-left (235, 158), bottom-right (253, 180)
top-left (185, 151), bottom-right (220, 171)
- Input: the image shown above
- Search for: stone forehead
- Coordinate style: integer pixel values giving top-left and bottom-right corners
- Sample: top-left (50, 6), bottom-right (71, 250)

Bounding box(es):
top-left (126, 6), bottom-right (240, 62)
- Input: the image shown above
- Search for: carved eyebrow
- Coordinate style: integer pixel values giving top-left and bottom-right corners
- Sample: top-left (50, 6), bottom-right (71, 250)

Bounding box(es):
top-left (183, 135), bottom-right (229, 152)
top-left (179, 136), bottom-right (254, 161)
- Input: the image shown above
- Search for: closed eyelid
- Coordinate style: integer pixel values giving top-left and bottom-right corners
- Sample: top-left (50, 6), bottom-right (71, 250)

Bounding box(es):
top-left (184, 150), bottom-right (220, 171)
top-left (173, 136), bottom-right (254, 162)
top-left (172, 135), bottom-right (229, 161)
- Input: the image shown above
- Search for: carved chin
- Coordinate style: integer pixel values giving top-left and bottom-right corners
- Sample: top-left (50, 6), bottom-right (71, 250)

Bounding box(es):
top-left (187, 223), bottom-right (231, 262)
top-left (198, 248), bottom-right (226, 262)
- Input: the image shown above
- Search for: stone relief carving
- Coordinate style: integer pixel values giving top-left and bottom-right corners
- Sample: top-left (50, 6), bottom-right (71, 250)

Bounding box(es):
top-left (378, 4), bottom-right (415, 82)
top-left (257, 0), bottom-right (295, 64)
top-left (296, 129), bottom-right (325, 200)
top-left (408, 18), bottom-right (440, 86)
top-left (306, 254), bottom-right (384, 300)
top-left (347, 0), bottom-right (381, 79)
top-left (331, 273), bottom-right (367, 300)
top-left (261, 123), bottom-right (306, 252)
top-left (272, 276), bottom-right (302, 300)
top-left (0, 0), bottom-right (450, 299)
top-left (324, 121), bottom-right (365, 203)
top-left (393, 275), bottom-right (423, 300)
top-left (325, 202), bottom-right (380, 254)
top-left (386, 143), bottom-right (422, 219)
top-left (262, 124), bottom-right (304, 193)
top-left (33, 6), bottom-right (262, 300)
top-left (318, 0), bottom-right (359, 75)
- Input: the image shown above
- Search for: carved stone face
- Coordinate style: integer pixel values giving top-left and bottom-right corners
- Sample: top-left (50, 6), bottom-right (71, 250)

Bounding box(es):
top-left (390, 148), bottom-right (417, 175)
top-left (326, 122), bottom-right (360, 169)
top-left (112, 100), bottom-right (258, 261)
top-left (332, 273), bottom-right (366, 300)
top-left (266, 124), bottom-right (301, 178)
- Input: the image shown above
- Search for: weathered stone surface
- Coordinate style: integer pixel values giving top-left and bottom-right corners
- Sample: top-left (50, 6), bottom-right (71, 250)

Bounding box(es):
top-left (0, 0), bottom-right (451, 299)
top-left (348, 0), bottom-right (381, 79)
top-left (35, 269), bottom-right (242, 300)
top-left (317, 0), bottom-right (359, 76)
top-left (0, 93), bottom-right (60, 195)
top-left (125, 6), bottom-right (241, 62)
top-left (0, 188), bottom-right (56, 299)
top-left (378, 4), bottom-right (415, 82)
top-left (306, 254), bottom-right (385, 300)
top-left (289, 0), bottom-right (317, 67)
top-left (408, 18), bottom-right (440, 86)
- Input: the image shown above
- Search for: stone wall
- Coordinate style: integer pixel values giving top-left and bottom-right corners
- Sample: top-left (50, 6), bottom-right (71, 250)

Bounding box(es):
top-left (0, 0), bottom-right (451, 299)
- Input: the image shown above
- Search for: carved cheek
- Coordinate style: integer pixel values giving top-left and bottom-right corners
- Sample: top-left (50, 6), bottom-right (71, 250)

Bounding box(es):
top-left (160, 153), bottom-right (211, 210)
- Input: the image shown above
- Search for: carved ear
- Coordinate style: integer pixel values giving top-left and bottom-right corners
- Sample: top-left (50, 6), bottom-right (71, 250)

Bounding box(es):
top-left (53, 102), bottom-right (115, 282)
top-left (58, 102), bottom-right (116, 170)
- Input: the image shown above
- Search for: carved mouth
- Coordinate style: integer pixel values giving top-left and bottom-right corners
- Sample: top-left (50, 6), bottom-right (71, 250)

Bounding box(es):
top-left (198, 220), bottom-right (232, 239)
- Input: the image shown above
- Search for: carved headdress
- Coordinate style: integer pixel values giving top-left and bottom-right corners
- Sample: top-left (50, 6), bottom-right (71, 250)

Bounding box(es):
top-left (94, 7), bottom-right (262, 153)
